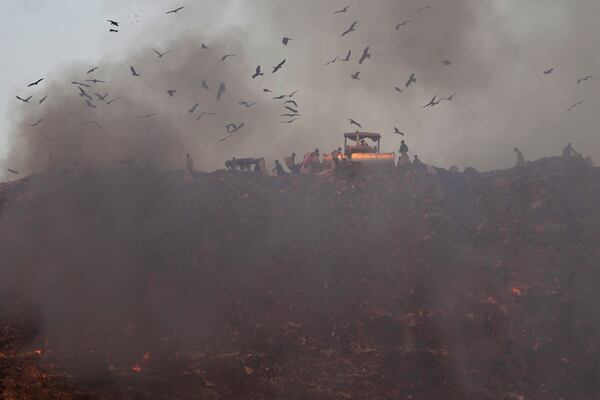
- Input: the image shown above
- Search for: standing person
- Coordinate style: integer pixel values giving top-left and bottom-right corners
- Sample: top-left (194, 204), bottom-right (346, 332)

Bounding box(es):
top-left (514, 147), bottom-right (526, 167)
top-left (399, 140), bottom-right (409, 161)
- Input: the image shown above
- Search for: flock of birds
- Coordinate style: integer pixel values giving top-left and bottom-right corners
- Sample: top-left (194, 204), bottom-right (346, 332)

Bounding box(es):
top-left (8, 4), bottom-right (597, 175)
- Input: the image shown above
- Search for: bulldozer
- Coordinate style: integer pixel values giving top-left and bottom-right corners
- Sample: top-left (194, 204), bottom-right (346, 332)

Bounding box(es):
top-left (323, 132), bottom-right (395, 169)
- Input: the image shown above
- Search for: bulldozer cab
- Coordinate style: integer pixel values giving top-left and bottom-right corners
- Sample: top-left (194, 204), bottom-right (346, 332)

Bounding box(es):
top-left (344, 132), bottom-right (381, 155)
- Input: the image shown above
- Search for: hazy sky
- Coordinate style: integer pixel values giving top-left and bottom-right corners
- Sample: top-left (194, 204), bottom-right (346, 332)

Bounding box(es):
top-left (1, 1), bottom-right (599, 180)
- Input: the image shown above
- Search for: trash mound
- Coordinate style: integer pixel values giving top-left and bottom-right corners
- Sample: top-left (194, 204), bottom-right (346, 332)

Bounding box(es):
top-left (1, 156), bottom-right (600, 399)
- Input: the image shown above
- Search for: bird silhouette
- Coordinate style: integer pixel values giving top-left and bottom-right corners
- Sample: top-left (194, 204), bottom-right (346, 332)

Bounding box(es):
top-left (272, 59), bottom-right (286, 73)
top-left (30, 118), bottom-right (43, 127)
top-left (78, 87), bottom-right (93, 101)
top-left (166, 6), bottom-right (184, 14)
top-left (238, 100), bottom-right (256, 108)
top-left (85, 99), bottom-right (96, 108)
top-left (196, 112), bottom-right (215, 121)
top-left (543, 68), bottom-right (554, 75)
top-left (566, 100), bottom-right (584, 113)
top-left (341, 21), bottom-right (357, 37)
top-left (130, 66), bottom-right (140, 77)
top-left (217, 82), bottom-right (226, 100)
top-left (393, 127), bottom-right (405, 135)
top-left (188, 103), bottom-right (199, 113)
top-left (284, 100), bottom-right (298, 107)
top-left (395, 20), bottom-right (411, 30)
top-left (95, 93), bottom-right (109, 100)
top-left (7, 169), bottom-right (19, 175)
top-left (252, 66), bottom-right (264, 79)
top-left (107, 19), bottom-right (119, 26)
top-left (442, 60), bottom-right (452, 66)
top-left (167, 89), bottom-right (176, 97)
top-left (285, 105), bottom-right (299, 113)
top-left (422, 96), bottom-right (438, 108)
top-left (577, 75), bottom-right (594, 84)
top-left (201, 80), bottom-right (210, 90)
top-left (281, 113), bottom-right (302, 117)
top-left (445, 92), bottom-right (457, 101)
top-left (109, 29), bottom-right (118, 33)
top-left (201, 43), bottom-right (210, 49)
top-left (28, 78), bottom-right (44, 87)
top-left (38, 95), bottom-right (47, 104)
top-left (153, 49), bottom-right (171, 58)
top-left (282, 37), bottom-right (292, 46)
top-left (72, 81), bottom-right (91, 87)
top-left (85, 79), bottom-right (106, 83)
top-left (351, 71), bottom-right (361, 80)
top-left (394, 86), bottom-right (403, 93)
top-left (226, 123), bottom-right (244, 133)
top-left (106, 97), bottom-right (119, 104)
top-left (87, 66), bottom-right (99, 74)
top-left (348, 118), bottom-right (362, 128)
top-left (334, 6), bottom-right (349, 14)
top-left (16, 95), bottom-right (32, 103)
top-left (342, 49), bottom-right (352, 62)
top-left (359, 46), bottom-right (371, 64)
top-left (324, 54), bottom-right (342, 66)
top-left (139, 113), bottom-right (158, 119)
top-left (221, 54), bottom-right (236, 62)
top-left (281, 118), bottom-right (300, 124)
top-left (405, 73), bottom-right (416, 87)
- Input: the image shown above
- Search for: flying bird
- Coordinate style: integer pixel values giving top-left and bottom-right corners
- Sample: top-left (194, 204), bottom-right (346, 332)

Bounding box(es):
top-left (263, 88), bottom-right (273, 93)
top-left (422, 95), bottom-right (438, 108)
top-left (153, 49), bottom-right (171, 58)
top-left (130, 66), bottom-right (140, 77)
top-left (139, 113), bottom-right (158, 119)
top-left (109, 29), bottom-right (118, 33)
top-left (418, 6), bottom-right (435, 12)
top-left (201, 80), bottom-right (210, 90)
top-left (285, 105), bottom-right (299, 113)
top-left (543, 68), bottom-right (554, 75)
top-left (87, 66), bottom-right (99, 74)
top-left (272, 59), bottom-right (286, 73)
top-left (38, 95), bottom-right (47, 104)
top-left (281, 118), bottom-right (300, 124)
top-left (341, 21), bottom-right (357, 37)
top-left (217, 82), bottom-right (226, 100)
top-left (252, 65), bottom-right (264, 79)
top-left (95, 92), bottom-right (109, 100)
top-left (217, 134), bottom-right (234, 143)
top-left (351, 71), bottom-right (361, 80)
top-left (28, 78), bottom-right (44, 87)
top-left (334, 6), bottom-right (349, 14)
top-left (7, 169), bottom-right (19, 175)
top-left (393, 127), bottom-right (405, 135)
top-left (405, 73), bottom-right (416, 88)
top-left (394, 86), bottom-right (403, 93)
top-left (167, 89), bottom-right (176, 97)
top-left (445, 92), bottom-right (457, 101)
top-left (85, 79), bottom-right (106, 83)
top-left (238, 100), bottom-right (256, 108)
top-left (287, 89), bottom-right (298, 98)
top-left (78, 87), bottom-right (93, 100)
top-left (221, 54), bottom-right (236, 62)
top-left (577, 75), bottom-right (594, 84)
top-left (196, 112), bottom-right (215, 121)
top-left (281, 113), bottom-right (302, 118)
top-left (348, 118), bottom-right (362, 128)
top-left (273, 95), bottom-right (286, 100)
top-left (106, 97), bottom-right (119, 104)
top-left (284, 100), bottom-right (298, 107)
top-left (282, 37), bottom-right (292, 46)
top-left (395, 20), bottom-right (411, 30)
top-left (226, 122), bottom-right (244, 133)
top-left (83, 120), bottom-right (103, 128)
top-left (442, 60), bottom-right (452, 66)
top-left (359, 46), bottom-right (371, 64)
top-left (16, 95), bottom-right (32, 103)
top-left (324, 54), bottom-right (342, 66)
top-left (166, 6), bottom-right (184, 14)
top-left (85, 99), bottom-right (96, 108)
top-left (72, 81), bottom-right (91, 87)
top-left (188, 103), bottom-right (199, 113)
top-left (342, 49), bottom-right (352, 62)
top-left (107, 19), bottom-right (119, 26)
top-left (30, 118), bottom-right (43, 127)
top-left (566, 100), bottom-right (584, 113)
top-left (201, 43), bottom-right (210, 49)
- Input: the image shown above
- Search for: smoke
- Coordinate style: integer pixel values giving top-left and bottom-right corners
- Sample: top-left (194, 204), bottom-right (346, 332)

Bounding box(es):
top-left (3, 0), bottom-right (600, 177)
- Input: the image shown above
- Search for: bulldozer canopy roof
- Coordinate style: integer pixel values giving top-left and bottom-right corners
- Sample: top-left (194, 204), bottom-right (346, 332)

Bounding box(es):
top-left (344, 132), bottom-right (381, 141)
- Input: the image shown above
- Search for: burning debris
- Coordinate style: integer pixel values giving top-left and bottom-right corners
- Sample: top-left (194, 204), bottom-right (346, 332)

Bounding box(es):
top-left (1, 155), bottom-right (600, 399)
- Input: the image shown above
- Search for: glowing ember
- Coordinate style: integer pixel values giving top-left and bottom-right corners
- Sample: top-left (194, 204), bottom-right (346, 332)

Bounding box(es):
top-left (131, 364), bottom-right (142, 373)
top-left (142, 352), bottom-right (150, 363)
top-left (511, 287), bottom-right (523, 297)
top-left (34, 349), bottom-right (43, 355)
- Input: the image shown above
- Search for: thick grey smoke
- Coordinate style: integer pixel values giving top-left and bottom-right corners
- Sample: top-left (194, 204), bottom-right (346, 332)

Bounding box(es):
top-left (3, 0), bottom-right (599, 177)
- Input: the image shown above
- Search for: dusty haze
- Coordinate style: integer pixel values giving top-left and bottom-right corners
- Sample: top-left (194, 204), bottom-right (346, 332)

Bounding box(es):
top-left (2, 0), bottom-right (599, 177)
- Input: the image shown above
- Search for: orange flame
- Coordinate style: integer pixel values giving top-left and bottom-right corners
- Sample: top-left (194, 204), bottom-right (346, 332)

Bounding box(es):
top-left (131, 364), bottom-right (142, 373)
top-left (511, 287), bottom-right (523, 297)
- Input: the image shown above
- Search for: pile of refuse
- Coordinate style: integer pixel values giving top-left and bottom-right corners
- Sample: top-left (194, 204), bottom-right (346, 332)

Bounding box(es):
top-left (1, 155), bottom-right (600, 399)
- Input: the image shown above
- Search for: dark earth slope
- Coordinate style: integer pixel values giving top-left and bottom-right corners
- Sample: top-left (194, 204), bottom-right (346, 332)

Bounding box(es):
top-left (1, 156), bottom-right (600, 399)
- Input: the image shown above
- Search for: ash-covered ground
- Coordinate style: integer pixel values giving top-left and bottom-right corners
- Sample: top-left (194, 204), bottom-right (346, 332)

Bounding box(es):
top-left (1, 157), bottom-right (600, 399)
